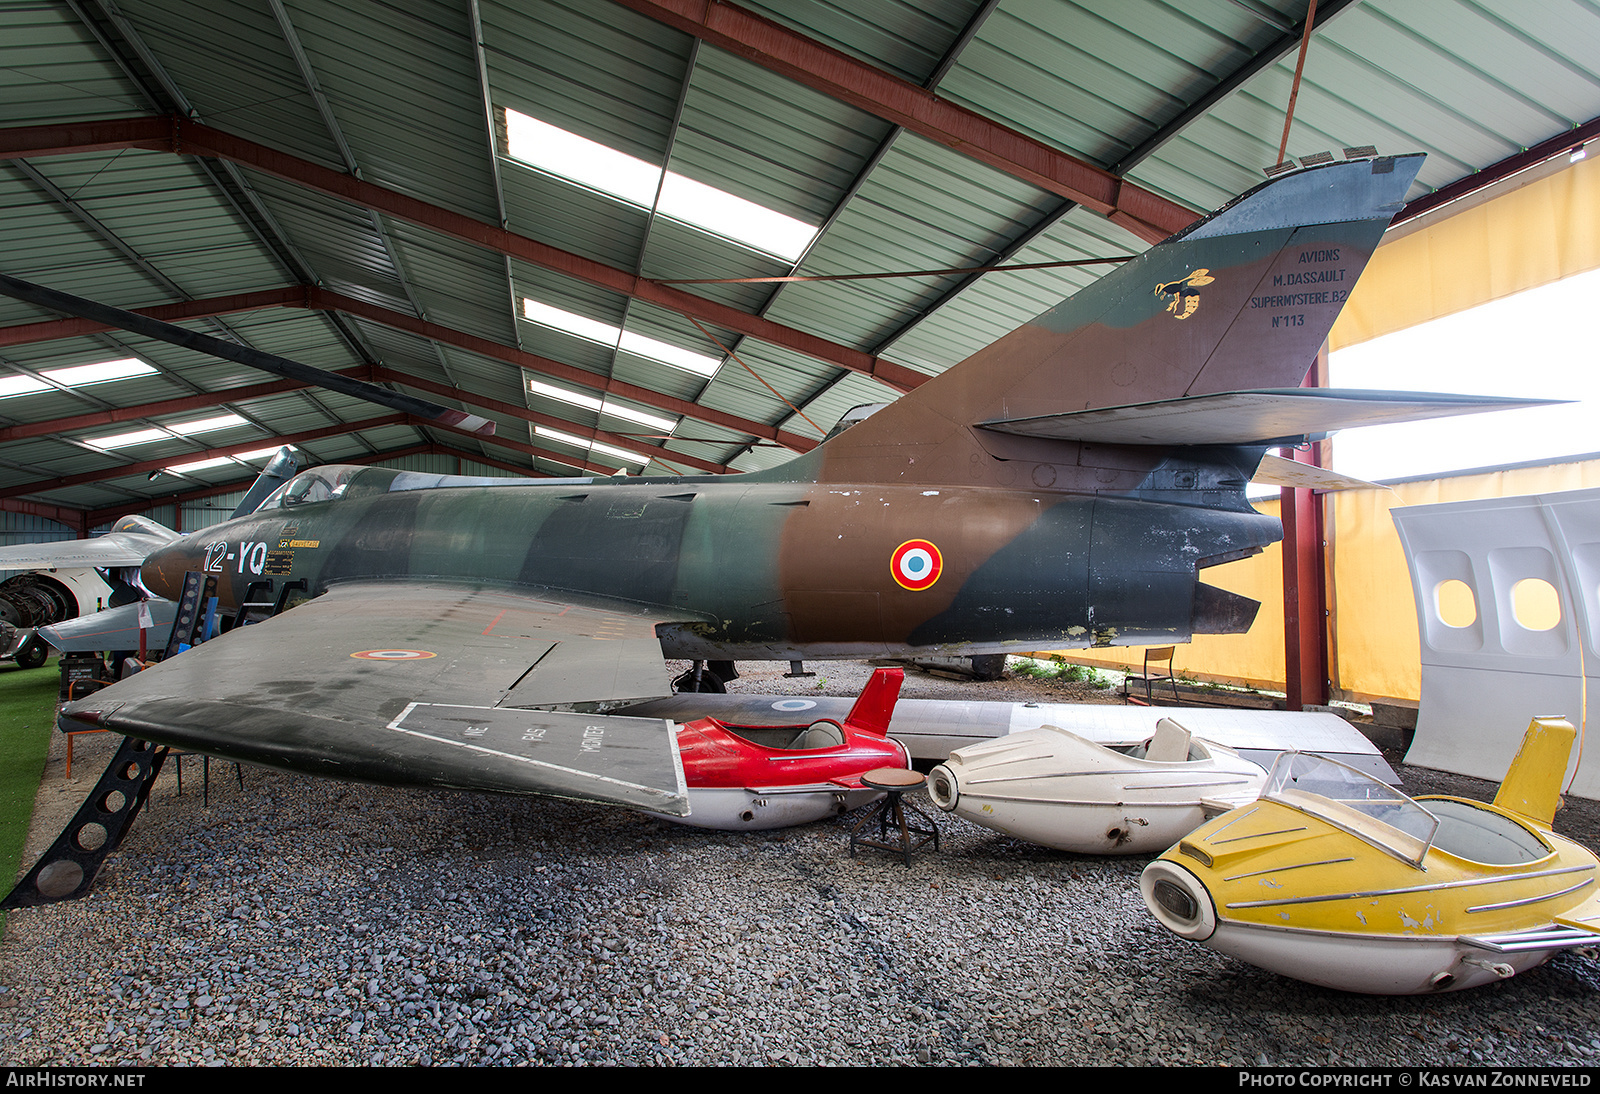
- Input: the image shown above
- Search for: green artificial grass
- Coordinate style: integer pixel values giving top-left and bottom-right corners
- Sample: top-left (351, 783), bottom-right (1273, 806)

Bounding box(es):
top-left (0, 658), bottom-right (63, 932)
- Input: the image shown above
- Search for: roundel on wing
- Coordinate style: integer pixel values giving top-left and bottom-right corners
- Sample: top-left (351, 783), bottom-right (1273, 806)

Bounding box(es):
top-left (351, 649), bottom-right (437, 660)
top-left (890, 539), bottom-right (943, 591)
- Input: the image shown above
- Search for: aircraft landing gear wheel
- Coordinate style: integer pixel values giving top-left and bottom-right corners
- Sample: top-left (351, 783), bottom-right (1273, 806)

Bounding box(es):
top-left (673, 662), bottom-right (727, 693)
top-left (14, 638), bottom-right (47, 670)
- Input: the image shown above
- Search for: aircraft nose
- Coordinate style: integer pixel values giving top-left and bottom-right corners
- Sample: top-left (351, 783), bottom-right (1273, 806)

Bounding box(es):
top-left (927, 763), bottom-right (960, 811)
top-left (1140, 859), bottom-right (1217, 941)
top-left (141, 538), bottom-right (206, 601)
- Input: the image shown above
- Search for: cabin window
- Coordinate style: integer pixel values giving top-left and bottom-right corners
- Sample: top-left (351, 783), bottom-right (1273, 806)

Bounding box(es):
top-left (1434, 579), bottom-right (1477, 629)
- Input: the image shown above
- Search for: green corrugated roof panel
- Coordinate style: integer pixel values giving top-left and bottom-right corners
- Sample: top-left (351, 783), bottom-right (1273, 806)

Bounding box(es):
top-left (634, 221), bottom-right (788, 315)
top-left (271, 1), bottom-right (501, 221)
top-left (670, 47), bottom-right (892, 223)
top-left (740, 0), bottom-right (978, 85)
top-left (883, 203), bottom-right (1149, 370)
top-left (485, 0), bottom-right (692, 164)
top-left (937, 0), bottom-right (1273, 167)
top-left (0, 4), bottom-right (152, 125)
top-left (126, 0), bottom-right (340, 157)
top-left (606, 354), bottom-right (716, 405)
top-left (377, 222), bottom-right (519, 346)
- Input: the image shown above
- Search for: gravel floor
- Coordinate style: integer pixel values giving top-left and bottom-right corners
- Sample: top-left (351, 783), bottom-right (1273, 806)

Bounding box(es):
top-left (3, 661), bottom-right (1599, 1067)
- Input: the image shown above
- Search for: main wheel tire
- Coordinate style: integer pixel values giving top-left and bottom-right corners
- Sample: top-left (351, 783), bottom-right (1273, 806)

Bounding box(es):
top-left (14, 638), bottom-right (47, 670)
top-left (672, 667), bottom-right (726, 693)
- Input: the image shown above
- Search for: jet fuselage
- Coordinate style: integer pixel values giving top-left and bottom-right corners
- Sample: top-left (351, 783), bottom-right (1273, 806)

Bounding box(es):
top-left (141, 457), bottom-right (1277, 661)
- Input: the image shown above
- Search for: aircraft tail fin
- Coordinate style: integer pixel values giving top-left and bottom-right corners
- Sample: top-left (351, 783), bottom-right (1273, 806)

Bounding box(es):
top-left (845, 667), bottom-right (904, 737)
top-left (229, 448), bottom-right (298, 519)
top-left (1492, 716), bottom-right (1576, 827)
top-left (815, 154), bottom-right (1451, 484)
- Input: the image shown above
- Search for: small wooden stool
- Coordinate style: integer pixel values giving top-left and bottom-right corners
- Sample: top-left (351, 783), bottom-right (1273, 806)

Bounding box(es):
top-left (849, 767), bottom-right (940, 866)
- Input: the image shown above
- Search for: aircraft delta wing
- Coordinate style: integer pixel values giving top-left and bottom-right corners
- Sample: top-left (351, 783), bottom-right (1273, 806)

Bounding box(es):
top-left (64, 581), bottom-right (694, 813)
top-left (56, 154), bottom-right (1546, 817)
top-left (0, 514), bottom-right (177, 570)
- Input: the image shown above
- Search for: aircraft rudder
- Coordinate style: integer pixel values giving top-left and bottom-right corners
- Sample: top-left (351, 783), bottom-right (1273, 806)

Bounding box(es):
top-left (1492, 715), bottom-right (1576, 827)
top-left (846, 666), bottom-right (904, 737)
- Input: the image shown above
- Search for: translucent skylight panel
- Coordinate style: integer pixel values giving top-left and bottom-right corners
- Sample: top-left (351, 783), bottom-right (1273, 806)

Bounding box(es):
top-left (504, 108), bottom-right (817, 260)
top-left (528, 378), bottom-right (604, 414)
top-left (87, 413), bottom-right (249, 449)
top-left (505, 110), bottom-right (660, 206)
top-left (166, 456), bottom-right (234, 474)
top-left (657, 173), bottom-right (817, 263)
top-left (163, 447), bottom-right (283, 477)
top-left (600, 401), bottom-right (676, 433)
top-left (46, 358), bottom-right (155, 387)
top-left (521, 301), bottom-right (621, 346)
top-left (0, 376), bottom-right (49, 398)
top-left (528, 378), bottom-right (679, 434)
top-left (617, 331), bottom-right (721, 377)
top-left (521, 299), bottom-right (722, 377)
top-left (170, 413), bottom-right (247, 436)
top-left (86, 427), bottom-right (168, 450)
top-left (0, 357), bottom-right (156, 400)
top-left (589, 437), bottom-right (653, 464)
top-left (534, 425), bottom-right (649, 466)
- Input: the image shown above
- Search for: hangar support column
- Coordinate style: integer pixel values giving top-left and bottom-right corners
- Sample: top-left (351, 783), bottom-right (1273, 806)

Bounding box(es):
top-left (1282, 348), bottom-right (1331, 710)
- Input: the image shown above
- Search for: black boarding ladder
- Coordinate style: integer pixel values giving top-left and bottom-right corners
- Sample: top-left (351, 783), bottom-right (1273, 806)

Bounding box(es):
top-left (2, 573), bottom-right (306, 908)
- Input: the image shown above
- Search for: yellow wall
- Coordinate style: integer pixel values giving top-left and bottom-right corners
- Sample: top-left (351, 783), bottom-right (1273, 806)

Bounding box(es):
top-left (1332, 153), bottom-right (1600, 351)
top-left (1045, 460), bottom-right (1600, 702)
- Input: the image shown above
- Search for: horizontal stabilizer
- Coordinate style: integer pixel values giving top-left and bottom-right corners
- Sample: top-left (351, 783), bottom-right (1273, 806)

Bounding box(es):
top-left (1251, 454), bottom-right (1388, 493)
top-left (978, 389), bottom-right (1555, 447)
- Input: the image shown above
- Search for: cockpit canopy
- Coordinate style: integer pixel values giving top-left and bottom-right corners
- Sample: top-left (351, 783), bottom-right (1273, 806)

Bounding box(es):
top-left (255, 465), bottom-right (368, 510)
top-left (1264, 751), bottom-right (1439, 866)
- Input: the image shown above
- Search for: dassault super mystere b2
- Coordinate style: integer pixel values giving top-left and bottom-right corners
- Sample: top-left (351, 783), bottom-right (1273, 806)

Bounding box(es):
top-left (59, 154), bottom-right (1538, 816)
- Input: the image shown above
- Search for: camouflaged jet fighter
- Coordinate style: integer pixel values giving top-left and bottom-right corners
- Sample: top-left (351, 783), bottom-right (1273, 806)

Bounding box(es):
top-left (57, 153), bottom-right (1543, 818)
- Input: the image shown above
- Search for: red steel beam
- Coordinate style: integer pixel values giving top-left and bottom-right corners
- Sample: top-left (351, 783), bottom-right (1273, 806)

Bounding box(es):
top-left (417, 417), bottom-right (646, 478)
top-left (0, 414), bottom-right (407, 502)
top-left (372, 366), bottom-right (730, 475)
top-left (610, 0), bottom-right (1197, 243)
top-left (1281, 350), bottom-right (1331, 710)
top-left (0, 498), bottom-right (89, 536)
top-left (0, 118), bottom-right (923, 393)
top-left (1395, 113), bottom-right (1600, 227)
top-left (316, 290), bottom-right (821, 452)
top-left (0, 288), bottom-right (818, 453)
top-left (0, 115), bottom-right (173, 157)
